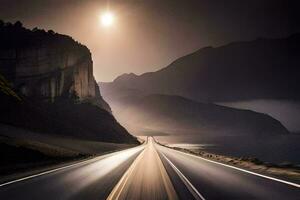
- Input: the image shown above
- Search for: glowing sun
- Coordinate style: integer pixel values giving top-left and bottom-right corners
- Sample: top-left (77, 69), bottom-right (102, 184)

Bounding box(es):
top-left (100, 12), bottom-right (114, 27)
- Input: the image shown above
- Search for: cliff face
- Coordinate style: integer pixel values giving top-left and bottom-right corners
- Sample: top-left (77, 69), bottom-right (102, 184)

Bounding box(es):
top-left (1, 34), bottom-right (94, 101)
top-left (0, 21), bottom-right (137, 144)
top-left (1, 47), bottom-right (95, 101)
top-left (0, 21), bottom-right (110, 111)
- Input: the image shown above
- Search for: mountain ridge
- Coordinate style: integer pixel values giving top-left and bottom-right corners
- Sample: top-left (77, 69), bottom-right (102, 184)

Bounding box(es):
top-left (109, 94), bottom-right (289, 137)
top-left (102, 33), bottom-right (300, 103)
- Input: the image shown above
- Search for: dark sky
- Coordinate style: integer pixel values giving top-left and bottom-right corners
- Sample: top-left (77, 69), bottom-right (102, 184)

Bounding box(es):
top-left (0, 0), bottom-right (299, 81)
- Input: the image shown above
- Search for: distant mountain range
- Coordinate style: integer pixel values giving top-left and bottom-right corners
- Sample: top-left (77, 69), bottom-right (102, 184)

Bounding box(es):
top-left (109, 94), bottom-right (288, 137)
top-left (101, 34), bottom-right (300, 103)
top-left (100, 34), bottom-right (300, 137)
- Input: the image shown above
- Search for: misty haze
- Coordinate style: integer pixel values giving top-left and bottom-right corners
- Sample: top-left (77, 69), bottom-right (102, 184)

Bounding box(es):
top-left (0, 0), bottom-right (299, 200)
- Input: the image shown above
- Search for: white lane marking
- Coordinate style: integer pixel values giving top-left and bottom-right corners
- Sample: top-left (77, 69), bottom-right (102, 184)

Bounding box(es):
top-left (0, 145), bottom-right (145, 187)
top-left (166, 146), bottom-right (300, 188)
top-left (107, 149), bottom-right (146, 200)
top-left (161, 153), bottom-right (206, 200)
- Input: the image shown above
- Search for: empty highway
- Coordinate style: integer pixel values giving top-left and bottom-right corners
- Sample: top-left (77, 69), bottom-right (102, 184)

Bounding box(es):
top-left (0, 137), bottom-right (299, 200)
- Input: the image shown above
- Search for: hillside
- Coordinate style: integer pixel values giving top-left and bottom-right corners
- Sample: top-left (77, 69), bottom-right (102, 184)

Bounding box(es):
top-left (0, 21), bottom-right (137, 144)
top-left (101, 34), bottom-right (300, 103)
top-left (112, 94), bottom-right (289, 137)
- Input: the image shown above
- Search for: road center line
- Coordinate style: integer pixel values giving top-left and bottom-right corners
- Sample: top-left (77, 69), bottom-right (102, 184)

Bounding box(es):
top-left (106, 148), bottom-right (146, 200)
top-left (161, 153), bottom-right (206, 200)
top-left (153, 143), bottom-right (179, 200)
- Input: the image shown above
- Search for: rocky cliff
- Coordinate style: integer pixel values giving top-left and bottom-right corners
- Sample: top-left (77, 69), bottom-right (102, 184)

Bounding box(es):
top-left (0, 21), bottom-right (108, 108)
top-left (0, 21), bottom-right (136, 144)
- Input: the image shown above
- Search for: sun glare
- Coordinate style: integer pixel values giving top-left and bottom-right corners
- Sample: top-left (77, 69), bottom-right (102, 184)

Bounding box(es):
top-left (100, 11), bottom-right (114, 27)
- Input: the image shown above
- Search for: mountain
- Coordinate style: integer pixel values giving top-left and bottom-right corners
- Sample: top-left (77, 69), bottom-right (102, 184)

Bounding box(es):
top-left (101, 34), bottom-right (300, 103)
top-left (110, 94), bottom-right (289, 137)
top-left (0, 21), bottom-right (137, 144)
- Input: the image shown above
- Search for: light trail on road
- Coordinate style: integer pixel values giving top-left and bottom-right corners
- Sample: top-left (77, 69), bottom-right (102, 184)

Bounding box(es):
top-left (0, 137), bottom-right (299, 200)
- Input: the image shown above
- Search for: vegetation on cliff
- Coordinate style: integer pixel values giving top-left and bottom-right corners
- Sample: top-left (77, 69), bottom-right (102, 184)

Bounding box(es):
top-left (0, 20), bottom-right (87, 51)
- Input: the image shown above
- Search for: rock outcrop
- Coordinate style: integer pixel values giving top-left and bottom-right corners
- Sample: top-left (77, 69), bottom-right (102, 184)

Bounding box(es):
top-left (0, 21), bottom-right (137, 144)
top-left (0, 21), bottom-right (106, 106)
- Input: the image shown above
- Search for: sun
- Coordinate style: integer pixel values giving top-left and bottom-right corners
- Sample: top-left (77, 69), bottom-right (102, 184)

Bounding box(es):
top-left (100, 11), bottom-right (114, 27)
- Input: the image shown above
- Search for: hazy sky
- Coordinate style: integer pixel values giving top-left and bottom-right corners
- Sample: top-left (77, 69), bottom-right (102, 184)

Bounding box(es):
top-left (0, 0), bottom-right (299, 81)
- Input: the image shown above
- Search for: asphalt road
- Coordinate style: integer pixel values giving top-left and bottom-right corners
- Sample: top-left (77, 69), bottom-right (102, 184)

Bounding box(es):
top-left (0, 137), bottom-right (299, 200)
top-left (107, 137), bottom-right (178, 200)
top-left (0, 145), bottom-right (144, 200)
top-left (156, 142), bottom-right (300, 200)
